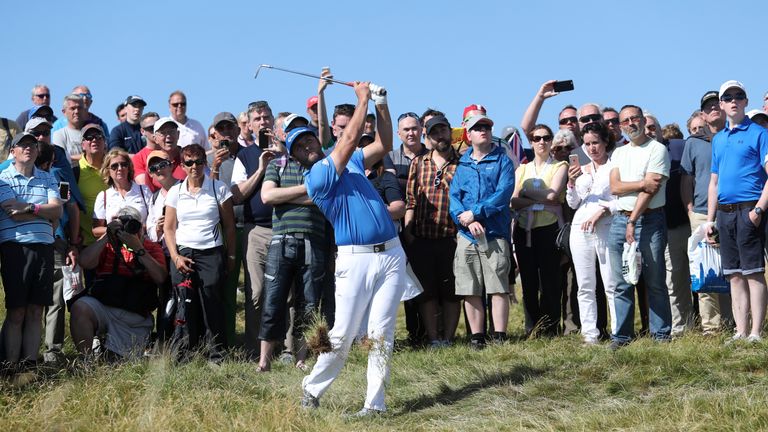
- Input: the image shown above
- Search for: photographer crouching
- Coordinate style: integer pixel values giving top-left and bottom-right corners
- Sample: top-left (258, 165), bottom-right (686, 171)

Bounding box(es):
top-left (70, 206), bottom-right (167, 360)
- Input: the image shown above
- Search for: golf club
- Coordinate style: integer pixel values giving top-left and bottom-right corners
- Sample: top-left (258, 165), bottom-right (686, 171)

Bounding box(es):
top-left (254, 64), bottom-right (386, 95)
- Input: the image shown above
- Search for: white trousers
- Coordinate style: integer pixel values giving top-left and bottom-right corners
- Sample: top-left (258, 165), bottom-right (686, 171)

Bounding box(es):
top-left (302, 243), bottom-right (406, 411)
top-left (570, 221), bottom-right (617, 341)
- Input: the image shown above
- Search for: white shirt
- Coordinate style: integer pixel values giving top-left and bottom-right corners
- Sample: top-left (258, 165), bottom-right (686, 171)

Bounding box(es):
top-left (92, 182), bottom-right (152, 224)
top-left (146, 186), bottom-right (176, 248)
top-left (566, 160), bottom-right (617, 225)
top-left (52, 126), bottom-right (81, 167)
top-left (610, 138), bottom-right (670, 212)
top-left (230, 158), bottom-right (248, 186)
top-left (166, 176), bottom-right (232, 250)
top-left (176, 117), bottom-right (210, 150)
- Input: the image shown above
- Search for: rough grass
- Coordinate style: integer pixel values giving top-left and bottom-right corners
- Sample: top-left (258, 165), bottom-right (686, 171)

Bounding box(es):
top-left (2, 286), bottom-right (768, 431)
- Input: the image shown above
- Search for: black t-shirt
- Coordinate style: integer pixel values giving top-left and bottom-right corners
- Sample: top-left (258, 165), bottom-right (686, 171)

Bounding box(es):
top-left (367, 170), bottom-right (403, 205)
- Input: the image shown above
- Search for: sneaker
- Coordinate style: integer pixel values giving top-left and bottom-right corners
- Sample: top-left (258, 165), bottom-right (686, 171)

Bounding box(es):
top-left (469, 338), bottom-right (486, 351)
top-left (428, 340), bottom-right (443, 349)
top-left (346, 407), bottom-right (384, 419)
top-left (278, 352), bottom-right (295, 365)
top-left (747, 334), bottom-right (762, 343)
top-left (608, 340), bottom-right (627, 351)
top-left (582, 338), bottom-right (599, 347)
top-left (726, 333), bottom-right (747, 346)
top-left (301, 389), bottom-right (319, 409)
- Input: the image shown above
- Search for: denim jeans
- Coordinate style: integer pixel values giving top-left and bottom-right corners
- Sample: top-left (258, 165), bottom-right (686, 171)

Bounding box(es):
top-left (259, 235), bottom-right (326, 341)
top-left (608, 211), bottom-right (672, 343)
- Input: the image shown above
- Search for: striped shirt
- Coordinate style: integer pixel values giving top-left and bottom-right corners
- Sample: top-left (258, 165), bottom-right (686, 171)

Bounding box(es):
top-left (264, 157), bottom-right (325, 240)
top-left (406, 149), bottom-right (458, 239)
top-left (0, 164), bottom-right (60, 244)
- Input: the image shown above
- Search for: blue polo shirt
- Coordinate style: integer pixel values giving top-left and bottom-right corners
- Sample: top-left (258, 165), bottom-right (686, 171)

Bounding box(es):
top-left (108, 121), bottom-right (143, 153)
top-left (305, 149), bottom-right (396, 246)
top-left (0, 164), bottom-right (60, 244)
top-left (711, 117), bottom-right (768, 204)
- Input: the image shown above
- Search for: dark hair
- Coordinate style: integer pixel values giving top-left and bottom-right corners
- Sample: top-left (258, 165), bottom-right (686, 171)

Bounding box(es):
top-left (602, 106), bottom-right (618, 115)
top-left (581, 122), bottom-right (616, 152)
top-left (527, 123), bottom-right (553, 141)
top-left (247, 101), bottom-right (272, 119)
top-left (559, 105), bottom-right (577, 116)
top-left (181, 143), bottom-right (206, 161)
top-left (115, 103), bottom-right (126, 116)
top-left (140, 112), bottom-right (159, 122)
top-left (619, 104), bottom-right (644, 118)
top-left (333, 104), bottom-right (355, 121)
top-left (35, 142), bottom-right (54, 169)
top-left (420, 108), bottom-right (445, 124)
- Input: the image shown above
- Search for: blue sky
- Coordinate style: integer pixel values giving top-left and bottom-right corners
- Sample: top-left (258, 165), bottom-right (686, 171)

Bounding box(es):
top-left (2, 1), bottom-right (767, 144)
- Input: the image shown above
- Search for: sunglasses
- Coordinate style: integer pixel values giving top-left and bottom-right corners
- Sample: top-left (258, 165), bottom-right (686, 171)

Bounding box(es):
top-left (647, 124), bottom-right (657, 132)
top-left (76, 92), bottom-right (92, 100)
top-left (14, 141), bottom-right (38, 149)
top-left (171, 102), bottom-right (187, 108)
top-left (579, 114), bottom-right (602, 124)
top-left (470, 124), bottom-right (492, 132)
top-left (552, 145), bottom-right (574, 152)
top-left (531, 135), bottom-right (553, 143)
top-left (720, 92), bottom-right (746, 103)
top-left (558, 116), bottom-right (578, 125)
top-left (397, 112), bottom-right (420, 123)
top-left (31, 129), bottom-right (51, 137)
top-left (604, 117), bottom-right (620, 125)
top-left (83, 134), bottom-right (104, 141)
top-left (619, 115), bottom-right (643, 126)
top-left (34, 93), bottom-right (50, 98)
top-left (434, 169), bottom-right (445, 187)
top-left (183, 158), bottom-right (206, 167)
top-left (149, 159), bottom-right (172, 173)
top-left (110, 161), bottom-right (130, 170)
top-left (142, 126), bottom-right (154, 133)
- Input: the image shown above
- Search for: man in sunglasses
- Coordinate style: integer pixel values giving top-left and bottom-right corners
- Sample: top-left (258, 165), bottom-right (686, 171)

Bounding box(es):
top-left (109, 96), bottom-right (146, 154)
top-left (51, 86), bottom-right (110, 141)
top-left (403, 115), bottom-right (461, 348)
top-left (168, 91), bottom-right (209, 150)
top-left (16, 84), bottom-right (57, 131)
top-left (602, 107), bottom-right (627, 147)
top-left (706, 80), bottom-right (768, 343)
top-left (132, 112), bottom-right (160, 189)
top-left (608, 104), bottom-right (672, 350)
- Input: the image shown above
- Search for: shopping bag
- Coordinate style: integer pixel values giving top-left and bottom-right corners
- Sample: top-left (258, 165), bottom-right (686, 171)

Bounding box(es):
top-left (688, 225), bottom-right (730, 294)
top-left (622, 242), bottom-right (641, 285)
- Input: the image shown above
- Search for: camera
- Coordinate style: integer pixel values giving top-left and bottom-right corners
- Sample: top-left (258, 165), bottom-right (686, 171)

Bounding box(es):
top-left (107, 215), bottom-right (142, 236)
top-left (219, 139), bottom-right (231, 149)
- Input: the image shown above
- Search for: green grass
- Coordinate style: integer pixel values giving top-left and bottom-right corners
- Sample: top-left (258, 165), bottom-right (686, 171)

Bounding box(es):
top-left (3, 285), bottom-right (768, 431)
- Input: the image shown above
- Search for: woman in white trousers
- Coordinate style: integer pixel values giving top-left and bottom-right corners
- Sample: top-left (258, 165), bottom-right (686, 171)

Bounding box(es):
top-left (566, 122), bottom-right (618, 345)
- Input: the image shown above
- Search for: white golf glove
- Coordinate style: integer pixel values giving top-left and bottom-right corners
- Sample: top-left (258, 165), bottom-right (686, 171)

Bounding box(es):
top-left (369, 83), bottom-right (387, 105)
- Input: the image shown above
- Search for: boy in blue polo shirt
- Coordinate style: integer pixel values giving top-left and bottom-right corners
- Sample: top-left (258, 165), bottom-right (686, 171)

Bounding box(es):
top-left (706, 80), bottom-right (768, 343)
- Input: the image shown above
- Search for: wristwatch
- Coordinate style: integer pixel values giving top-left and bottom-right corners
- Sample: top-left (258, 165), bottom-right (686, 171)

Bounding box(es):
top-left (627, 219), bottom-right (636, 225)
top-left (755, 207), bottom-right (764, 216)
top-left (25, 204), bottom-right (35, 214)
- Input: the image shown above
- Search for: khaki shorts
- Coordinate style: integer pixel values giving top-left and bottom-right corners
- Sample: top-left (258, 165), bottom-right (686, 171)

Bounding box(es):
top-left (74, 296), bottom-right (153, 358)
top-left (453, 234), bottom-right (510, 296)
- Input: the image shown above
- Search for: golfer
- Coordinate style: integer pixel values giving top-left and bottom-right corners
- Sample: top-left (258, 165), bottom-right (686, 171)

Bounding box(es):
top-left (298, 81), bottom-right (404, 417)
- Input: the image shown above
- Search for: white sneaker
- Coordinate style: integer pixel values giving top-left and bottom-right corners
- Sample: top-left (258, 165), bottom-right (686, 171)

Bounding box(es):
top-left (726, 333), bottom-right (746, 345)
top-left (747, 334), bottom-right (762, 343)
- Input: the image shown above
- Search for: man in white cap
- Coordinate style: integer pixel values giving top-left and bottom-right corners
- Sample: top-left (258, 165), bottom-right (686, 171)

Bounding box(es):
top-left (706, 80), bottom-right (768, 343)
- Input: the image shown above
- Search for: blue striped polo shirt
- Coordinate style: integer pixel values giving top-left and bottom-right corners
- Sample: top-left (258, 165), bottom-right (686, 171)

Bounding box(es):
top-left (0, 164), bottom-right (60, 244)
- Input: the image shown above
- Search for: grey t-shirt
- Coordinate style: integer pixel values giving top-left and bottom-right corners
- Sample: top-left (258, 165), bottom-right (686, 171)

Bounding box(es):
top-left (52, 126), bottom-right (82, 167)
top-left (207, 152), bottom-right (243, 225)
top-left (680, 136), bottom-right (711, 215)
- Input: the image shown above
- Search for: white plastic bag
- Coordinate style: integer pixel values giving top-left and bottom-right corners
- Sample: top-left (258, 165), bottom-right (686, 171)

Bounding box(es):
top-left (401, 262), bottom-right (424, 302)
top-left (62, 264), bottom-right (85, 303)
top-left (622, 242), bottom-right (641, 285)
top-left (687, 225), bottom-right (730, 293)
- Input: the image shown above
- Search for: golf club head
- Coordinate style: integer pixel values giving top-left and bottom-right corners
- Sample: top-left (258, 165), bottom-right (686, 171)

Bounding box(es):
top-left (254, 64), bottom-right (272, 79)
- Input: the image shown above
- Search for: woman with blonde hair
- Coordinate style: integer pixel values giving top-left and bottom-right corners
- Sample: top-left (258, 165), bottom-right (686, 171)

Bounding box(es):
top-left (92, 148), bottom-right (151, 238)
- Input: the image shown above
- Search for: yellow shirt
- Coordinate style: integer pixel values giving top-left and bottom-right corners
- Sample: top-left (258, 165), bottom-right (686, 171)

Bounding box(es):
top-left (516, 160), bottom-right (567, 229)
top-left (78, 157), bottom-right (108, 245)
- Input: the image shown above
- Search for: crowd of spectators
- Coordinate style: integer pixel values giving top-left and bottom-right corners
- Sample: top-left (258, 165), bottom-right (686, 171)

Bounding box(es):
top-left (1, 75), bottom-right (768, 384)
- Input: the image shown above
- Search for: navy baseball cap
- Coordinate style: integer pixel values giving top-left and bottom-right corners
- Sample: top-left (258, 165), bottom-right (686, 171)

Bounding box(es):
top-left (285, 126), bottom-right (316, 154)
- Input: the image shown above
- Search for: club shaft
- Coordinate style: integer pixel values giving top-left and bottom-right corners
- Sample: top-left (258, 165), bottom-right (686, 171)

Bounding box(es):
top-left (265, 65), bottom-right (352, 87)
